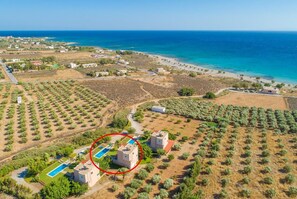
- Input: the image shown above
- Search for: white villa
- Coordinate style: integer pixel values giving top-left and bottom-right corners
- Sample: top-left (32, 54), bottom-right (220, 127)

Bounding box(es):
top-left (82, 63), bottom-right (98, 68)
top-left (68, 63), bottom-right (78, 69)
top-left (113, 144), bottom-right (138, 169)
top-left (261, 86), bottom-right (280, 95)
top-left (150, 131), bottom-right (169, 151)
top-left (73, 160), bottom-right (100, 187)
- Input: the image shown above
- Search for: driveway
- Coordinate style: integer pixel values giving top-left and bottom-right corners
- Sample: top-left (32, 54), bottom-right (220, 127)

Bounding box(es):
top-left (0, 61), bottom-right (18, 84)
top-left (127, 106), bottom-right (143, 135)
top-left (11, 167), bottom-right (42, 193)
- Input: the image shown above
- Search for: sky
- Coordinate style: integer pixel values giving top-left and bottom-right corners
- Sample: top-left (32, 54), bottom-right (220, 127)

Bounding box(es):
top-left (1, 0), bottom-right (297, 31)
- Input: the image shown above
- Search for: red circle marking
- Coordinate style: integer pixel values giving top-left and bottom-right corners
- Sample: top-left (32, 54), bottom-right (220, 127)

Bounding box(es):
top-left (89, 133), bottom-right (144, 175)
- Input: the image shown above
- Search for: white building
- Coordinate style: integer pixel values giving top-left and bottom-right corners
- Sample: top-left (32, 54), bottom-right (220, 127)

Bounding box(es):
top-left (82, 63), bottom-right (98, 68)
top-left (151, 106), bottom-right (166, 113)
top-left (17, 96), bottom-right (22, 104)
top-left (96, 71), bottom-right (109, 77)
top-left (116, 69), bottom-right (128, 76)
top-left (261, 86), bottom-right (280, 95)
top-left (68, 63), bottom-right (78, 69)
top-left (113, 144), bottom-right (139, 169)
top-left (73, 160), bottom-right (100, 187)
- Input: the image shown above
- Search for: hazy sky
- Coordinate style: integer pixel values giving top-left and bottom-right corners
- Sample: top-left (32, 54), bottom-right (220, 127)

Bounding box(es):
top-left (1, 0), bottom-right (297, 30)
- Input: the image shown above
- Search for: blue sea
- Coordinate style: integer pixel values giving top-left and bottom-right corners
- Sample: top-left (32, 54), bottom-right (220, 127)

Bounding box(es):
top-left (0, 31), bottom-right (297, 84)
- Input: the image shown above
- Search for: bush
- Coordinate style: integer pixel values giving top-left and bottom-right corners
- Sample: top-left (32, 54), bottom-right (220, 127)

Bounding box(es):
top-left (287, 187), bottom-right (297, 198)
top-left (178, 87), bottom-right (195, 96)
top-left (172, 143), bottom-right (181, 151)
top-left (283, 165), bottom-right (292, 173)
top-left (157, 149), bottom-right (166, 156)
top-left (181, 152), bottom-right (190, 160)
top-left (144, 184), bottom-right (152, 193)
top-left (111, 184), bottom-right (119, 192)
top-left (168, 154), bottom-right (175, 161)
top-left (203, 92), bottom-right (216, 99)
top-left (130, 179), bottom-right (143, 189)
top-left (159, 189), bottom-right (169, 199)
top-left (262, 177), bottom-right (273, 185)
top-left (138, 192), bottom-right (150, 199)
top-left (283, 174), bottom-right (295, 184)
top-left (201, 178), bottom-right (209, 186)
top-left (152, 174), bottom-right (161, 184)
top-left (137, 169), bottom-right (149, 180)
top-left (221, 178), bottom-right (229, 188)
top-left (123, 187), bottom-right (137, 199)
top-left (145, 163), bottom-right (155, 172)
top-left (239, 189), bottom-right (251, 198)
top-left (264, 189), bottom-right (276, 198)
top-left (163, 178), bottom-right (174, 189)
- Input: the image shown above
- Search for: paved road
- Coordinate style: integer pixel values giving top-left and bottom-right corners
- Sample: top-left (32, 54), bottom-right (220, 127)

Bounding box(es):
top-left (0, 60), bottom-right (18, 84)
top-left (127, 106), bottom-right (143, 135)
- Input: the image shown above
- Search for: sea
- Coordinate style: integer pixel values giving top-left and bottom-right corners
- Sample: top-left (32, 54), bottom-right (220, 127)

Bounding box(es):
top-left (0, 31), bottom-right (297, 84)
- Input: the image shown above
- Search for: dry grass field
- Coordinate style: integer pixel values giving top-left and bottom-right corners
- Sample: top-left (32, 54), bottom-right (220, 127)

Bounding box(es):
top-left (15, 69), bottom-right (85, 82)
top-left (286, 97), bottom-right (297, 110)
top-left (214, 91), bottom-right (288, 110)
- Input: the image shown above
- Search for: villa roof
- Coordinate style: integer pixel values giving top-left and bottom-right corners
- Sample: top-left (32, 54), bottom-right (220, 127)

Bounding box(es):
top-left (74, 160), bottom-right (97, 174)
top-left (118, 143), bottom-right (137, 154)
top-left (152, 131), bottom-right (168, 139)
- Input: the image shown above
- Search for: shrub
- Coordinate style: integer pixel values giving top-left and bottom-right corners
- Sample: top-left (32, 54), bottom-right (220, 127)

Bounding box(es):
top-left (138, 192), bottom-right (150, 199)
top-left (137, 169), bottom-right (149, 180)
top-left (130, 179), bottom-right (143, 189)
top-left (168, 154), bottom-right (175, 161)
top-left (239, 189), bottom-right (251, 198)
top-left (144, 184), bottom-right (152, 193)
top-left (172, 143), bottom-right (181, 151)
top-left (218, 189), bottom-right (228, 198)
top-left (123, 187), bottom-right (136, 199)
top-left (287, 187), bottom-right (297, 198)
top-left (262, 177), bottom-right (273, 185)
top-left (221, 178), bottom-right (229, 188)
top-left (201, 178), bottom-right (209, 186)
top-left (283, 165), bottom-right (292, 173)
top-left (178, 87), bottom-right (195, 96)
top-left (159, 189), bottom-right (169, 199)
top-left (283, 174), bottom-right (295, 184)
top-left (157, 149), bottom-right (166, 156)
top-left (203, 92), bottom-right (216, 99)
top-left (163, 178), bottom-right (174, 189)
top-left (181, 152), bottom-right (190, 160)
top-left (152, 174), bottom-right (161, 184)
top-left (242, 166), bottom-right (252, 174)
top-left (264, 189), bottom-right (276, 198)
top-left (145, 163), bottom-right (155, 173)
top-left (111, 184), bottom-right (119, 192)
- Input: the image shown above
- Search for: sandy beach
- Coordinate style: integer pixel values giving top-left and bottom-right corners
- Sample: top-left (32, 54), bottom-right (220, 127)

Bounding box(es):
top-left (148, 54), bottom-right (294, 87)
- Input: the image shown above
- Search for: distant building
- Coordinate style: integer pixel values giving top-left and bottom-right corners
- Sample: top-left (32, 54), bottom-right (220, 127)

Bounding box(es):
top-left (156, 68), bottom-right (169, 75)
top-left (150, 130), bottom-right (175, 153)
top-left (68, 63), bottom-right (78, 69)
top-left (116, 69), bottom-right (128, 76)
top-left (96, 71), bottom-right (109, 77)
top-left (151, 106), bottom-right (166, 113)
top-left (118, 59), bottom-right (129, 65)
top-left (31, 60), bottom-right (42, 66)
top-left (17, 96), bottom-right (22, 104)
top-left (113, 144), bottom-right (138, 169)
top-left (73, 160), bottom-right (100, 187)
top-left (82, 63), bottom-right (98, 68)
top-left (261, 86), bottom-right (279, 95)
top-left (9, 59), bottom-right (21, 63)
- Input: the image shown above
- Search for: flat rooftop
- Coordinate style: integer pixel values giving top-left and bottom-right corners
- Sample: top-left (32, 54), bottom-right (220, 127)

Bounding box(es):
top-left (118, 143), bottom-right (137, 154)
top-left (74, 160), bottom-right (97, 174)
top-left (152, 131), bottom-right (168, 139)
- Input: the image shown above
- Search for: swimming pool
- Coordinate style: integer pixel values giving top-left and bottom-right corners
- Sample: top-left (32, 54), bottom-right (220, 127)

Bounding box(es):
top-left (94, 147), bottom-right (110, 159)
top-left (127, 137), bottom-right (138, 144)
top-left (47, 163), bottom-right (68, 177)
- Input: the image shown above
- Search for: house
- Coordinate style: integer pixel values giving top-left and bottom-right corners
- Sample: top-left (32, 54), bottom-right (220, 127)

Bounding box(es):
top-left (150, 131), bottom-right (169, 151)
top-left (95, 71), bottom-right (109, 77)
top-left (116, 69), bottom-right (128, 76)
top-left (73, 160), bottom-right (100, 187)
top-left (261, 86), bottom-right (280, 95)
top-left (157, 68), bottom-right (170, 75)
top-left (118, 59), bottom-right (129, 65)
top-left (150, 131), bottom-right (175, 153)
top-left (68, 63), bottom-right (78, 69)
top-left (151, 106), bottom-right (166, 113)
top-left (31, 60), bottom-right (42, 66)
top-left (82, 63), bottom-right (98, 68)
top-left (17, 96), bottom-right (22, 104)
top-left (113, 144), bottom-right (138, 169)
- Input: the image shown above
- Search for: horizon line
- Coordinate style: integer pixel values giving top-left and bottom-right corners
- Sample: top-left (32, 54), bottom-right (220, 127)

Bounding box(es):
top-left (0, 30), bottom-right (297, 32)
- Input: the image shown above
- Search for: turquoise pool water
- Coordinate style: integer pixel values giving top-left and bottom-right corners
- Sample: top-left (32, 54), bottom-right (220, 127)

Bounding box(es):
top-left (94, 147), bottom-right (110, 159)
top-left (128, 137), bottom-right (138, 144)
top-left (47, 163), bottom-right (68, 177)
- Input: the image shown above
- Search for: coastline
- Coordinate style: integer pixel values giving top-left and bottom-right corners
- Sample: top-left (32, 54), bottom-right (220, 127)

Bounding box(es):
top-left (142, 53), bottom-right (295, 87)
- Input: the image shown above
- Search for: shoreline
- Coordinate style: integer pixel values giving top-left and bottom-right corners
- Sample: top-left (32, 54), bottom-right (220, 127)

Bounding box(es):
top-left (143, 53), bottom-right (296, 87)
top-left (2, 35), bottom-right (296, 87)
